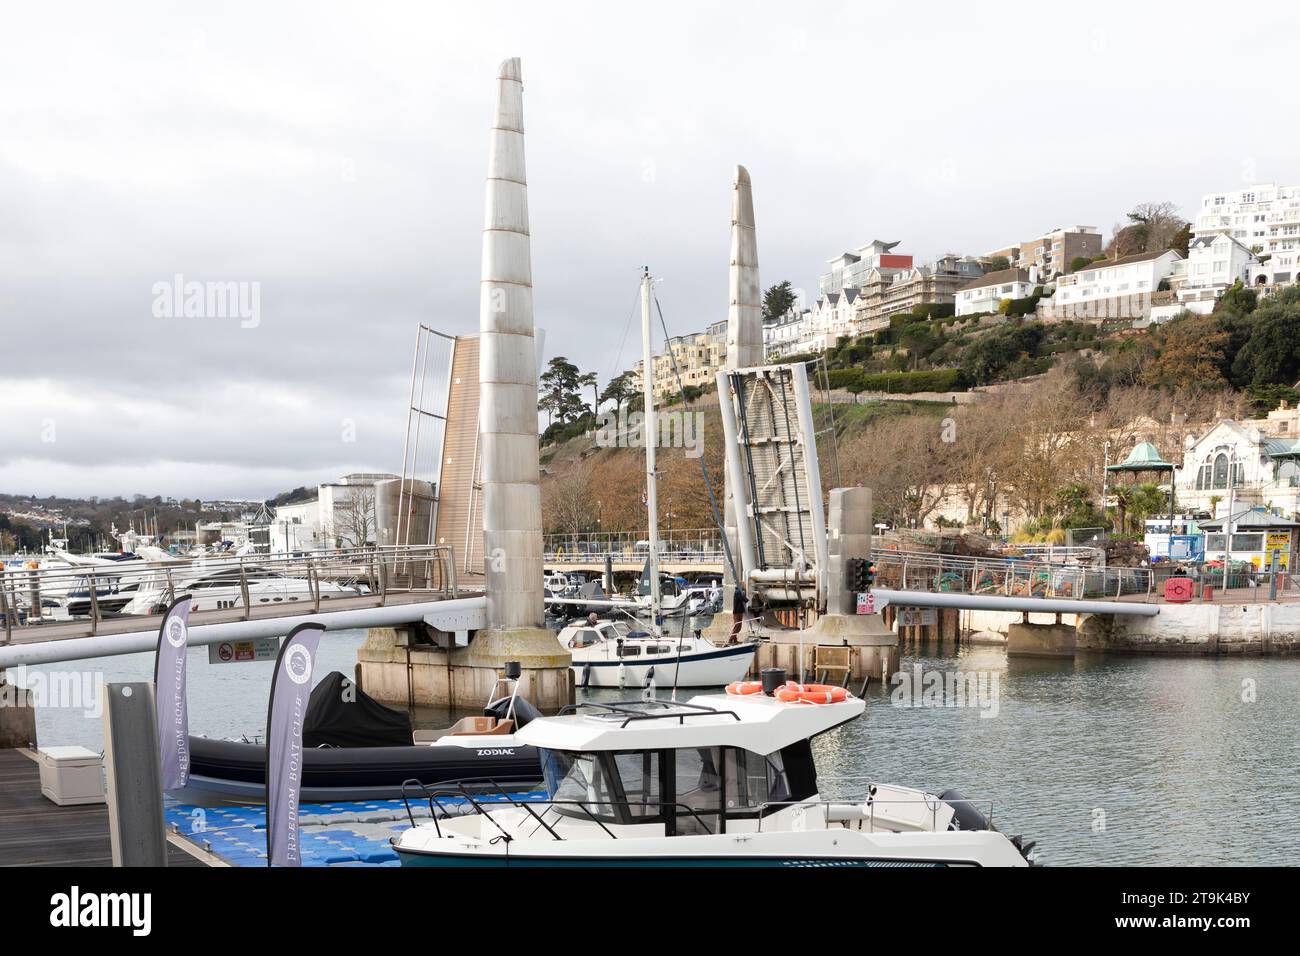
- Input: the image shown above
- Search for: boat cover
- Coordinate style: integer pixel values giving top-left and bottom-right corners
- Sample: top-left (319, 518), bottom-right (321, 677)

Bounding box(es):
top-left (303, 672), bottom-right (412, 748)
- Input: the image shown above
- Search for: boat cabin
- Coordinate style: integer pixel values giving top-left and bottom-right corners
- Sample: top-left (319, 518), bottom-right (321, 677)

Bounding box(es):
top-left (516, 694), bottom-right (863, 835)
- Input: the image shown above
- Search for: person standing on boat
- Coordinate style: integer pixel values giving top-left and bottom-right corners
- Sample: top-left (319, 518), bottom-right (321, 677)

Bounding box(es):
top-left (728, 587), bottom-right (749, 644)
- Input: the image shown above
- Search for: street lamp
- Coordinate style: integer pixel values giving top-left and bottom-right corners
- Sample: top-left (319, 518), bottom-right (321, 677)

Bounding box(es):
top-left (1102, 440), bottom-right (1111, 531)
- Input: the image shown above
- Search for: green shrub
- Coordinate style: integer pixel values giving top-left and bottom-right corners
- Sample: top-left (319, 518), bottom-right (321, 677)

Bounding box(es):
top-left (826, 367), bottom-right (968, 393)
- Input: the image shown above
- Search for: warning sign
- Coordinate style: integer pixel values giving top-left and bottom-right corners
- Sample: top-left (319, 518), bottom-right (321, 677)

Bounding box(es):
top-left (208, 637), bottom-right (281, 665)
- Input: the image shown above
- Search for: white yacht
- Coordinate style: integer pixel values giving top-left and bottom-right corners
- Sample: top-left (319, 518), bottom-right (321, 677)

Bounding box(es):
top-left (118, 565), bottom-right (365, 615)
top-left (391, 683), bottom-right (1035, 868)
top-left (631, 575), bottom-right (691, 615)
top-left (557, 618), bottom-right (756, 689)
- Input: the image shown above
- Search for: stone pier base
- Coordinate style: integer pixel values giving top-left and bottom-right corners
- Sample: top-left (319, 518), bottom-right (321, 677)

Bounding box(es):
top-left (355, 626), bottom-right (574, 713)
top-left (754, 613), bottom-right (899, 686)
top-left (702, 611), bottom-right (737, 644)
top-left (0, 679), bottom-right (37, 749)
top-left (1006, 622), bottom-right (1077, 658)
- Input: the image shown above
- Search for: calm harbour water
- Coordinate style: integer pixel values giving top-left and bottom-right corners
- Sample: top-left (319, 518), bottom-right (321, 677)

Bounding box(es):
top-left (22, 630), bottom-right (1300, 866)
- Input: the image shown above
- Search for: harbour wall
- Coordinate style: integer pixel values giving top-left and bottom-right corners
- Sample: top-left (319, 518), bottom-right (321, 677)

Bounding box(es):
top-left (950, 605), bottom-right (1300, 656)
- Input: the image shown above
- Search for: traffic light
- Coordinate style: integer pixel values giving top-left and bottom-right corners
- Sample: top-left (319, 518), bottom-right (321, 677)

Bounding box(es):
top-left (846, 557), bottom-right (874, 592)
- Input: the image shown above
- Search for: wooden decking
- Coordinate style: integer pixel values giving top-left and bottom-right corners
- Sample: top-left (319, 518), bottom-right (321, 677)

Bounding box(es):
top-left (0, 749), bottom-right (205, 867)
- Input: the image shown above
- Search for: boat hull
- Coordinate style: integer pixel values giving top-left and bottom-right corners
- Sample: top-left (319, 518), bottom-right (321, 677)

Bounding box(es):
top-left (174, 735), bottom-right (543, 805)
top-left (394, 828), bottom-right (1025, 867)
top-left (573, 643), bottom-right (756, 688)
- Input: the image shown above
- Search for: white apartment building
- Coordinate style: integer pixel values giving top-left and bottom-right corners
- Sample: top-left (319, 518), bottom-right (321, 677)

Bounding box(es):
top-left (270, 498), bottom-right (324, 553)
top-left (955, 268), bottom-right (1036, 316)
top-left (805, 289), bottom-right (860, 347)
top-left (263, 473), bottom-right (397, 552)
top-left (1167, 234), bottom-right (1260, 315)
top-left (819, 240), bottom-right (913, 295)
top-left (764, 309), bottom-right (812, 359)
top-left (632, 328), bottom-right (726, 401)
top-left (1193, 183), bottom-right (1300, 288)
top-left (1044, 250), bottom-right (1182, 321)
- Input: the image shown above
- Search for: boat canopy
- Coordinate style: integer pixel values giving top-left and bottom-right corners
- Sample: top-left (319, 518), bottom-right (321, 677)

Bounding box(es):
top-left (515, 693), bottom-right (863, 757)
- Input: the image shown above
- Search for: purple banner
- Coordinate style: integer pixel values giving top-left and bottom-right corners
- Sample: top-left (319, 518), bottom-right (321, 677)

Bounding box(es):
top-left (265, 623), bottom-right (323, 867)
top-left (153, 595), bottom-right (193, 791)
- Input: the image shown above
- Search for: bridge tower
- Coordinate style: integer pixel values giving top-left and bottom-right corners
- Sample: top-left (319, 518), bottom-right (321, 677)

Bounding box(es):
top-left (459, 56), bottom-right (571, 708)
top-left (707, 165), bottom-right (764, 642)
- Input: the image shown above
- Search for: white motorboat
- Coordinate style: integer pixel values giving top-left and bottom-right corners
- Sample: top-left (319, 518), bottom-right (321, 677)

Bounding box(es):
top-left (118, 565), bottom-right (365, 615)
top-left (391, 680), bottom-right (1036, 867)
top-left (631, 574), bottom-right (692, 615)
top-left (557, 618), bottom-right (756, 689)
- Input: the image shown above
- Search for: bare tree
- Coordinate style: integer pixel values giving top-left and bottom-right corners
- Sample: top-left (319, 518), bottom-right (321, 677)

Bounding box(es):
top-left (543, 462), bottom-right (596, 539)
top-left (332, 487), bottom-right (377, 549)
top-left (839, 414), bottom-right (954, 528)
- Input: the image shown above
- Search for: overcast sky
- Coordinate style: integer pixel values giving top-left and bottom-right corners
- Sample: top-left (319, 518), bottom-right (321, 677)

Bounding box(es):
top-left (2, 1), bottom-right (1295, 500)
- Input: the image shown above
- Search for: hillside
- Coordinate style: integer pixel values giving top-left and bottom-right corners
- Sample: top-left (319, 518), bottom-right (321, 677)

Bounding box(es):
top-left (539, 396), bottom-right (950, 536)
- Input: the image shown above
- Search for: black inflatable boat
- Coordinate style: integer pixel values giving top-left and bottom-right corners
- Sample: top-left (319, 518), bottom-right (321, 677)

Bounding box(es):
top-left (173, 672), bottom-right (544, 805)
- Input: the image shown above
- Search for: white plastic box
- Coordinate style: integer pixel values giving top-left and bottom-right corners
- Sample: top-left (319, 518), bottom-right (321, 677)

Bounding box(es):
top-left (37, 746), bottom-right (106, 806)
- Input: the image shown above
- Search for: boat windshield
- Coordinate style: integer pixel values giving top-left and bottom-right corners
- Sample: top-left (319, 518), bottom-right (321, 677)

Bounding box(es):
top-left (539, 750), bottom-right (620, 822)
top-left (538, 745), bottom-right (797, 829)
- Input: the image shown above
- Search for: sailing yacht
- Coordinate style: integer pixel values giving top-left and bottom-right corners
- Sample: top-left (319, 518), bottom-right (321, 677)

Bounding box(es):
top-left (553, 269), bottom-right (755, 689)
top-left (556, 617), bottom-right (754, 688)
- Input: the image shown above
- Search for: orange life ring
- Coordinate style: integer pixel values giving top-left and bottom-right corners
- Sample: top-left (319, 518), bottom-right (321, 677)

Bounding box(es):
top-left (724, 681), bottom-right (765, 696)
top-left (774, 681), bottom-right (849, 704)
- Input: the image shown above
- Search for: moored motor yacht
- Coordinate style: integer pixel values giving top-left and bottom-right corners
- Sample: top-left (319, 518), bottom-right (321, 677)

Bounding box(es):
top-left (118, 565), bottom-right (365, 615)
top-left (391, 677), bottom-right (1037, 867)
top-left (557, 618), bottom-right (756, 689)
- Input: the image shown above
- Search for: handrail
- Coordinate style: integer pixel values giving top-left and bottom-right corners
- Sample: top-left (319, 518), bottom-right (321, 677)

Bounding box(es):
top-left (0, 543), bottom-right (462, 637)
top-left (397, 781), bottom-right (720, 841)
top-left (555, 698), bottom-right (743, 727)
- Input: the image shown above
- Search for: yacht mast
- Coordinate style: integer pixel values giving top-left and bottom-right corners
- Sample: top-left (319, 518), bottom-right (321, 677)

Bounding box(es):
top-left (639, 267), bottom-right (662, 633)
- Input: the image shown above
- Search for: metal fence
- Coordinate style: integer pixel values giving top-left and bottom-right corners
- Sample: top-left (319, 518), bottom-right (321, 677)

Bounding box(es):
top-left (0, 544), bottom-right (458, 642)
top-left (871, 549), bottom-right (1295, 603)
top-left (544, 529), bottom-right (724, 565)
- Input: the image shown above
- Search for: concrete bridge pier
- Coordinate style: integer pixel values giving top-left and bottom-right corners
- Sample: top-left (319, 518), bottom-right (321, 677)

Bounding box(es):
top-left (356, 626), bottom-right (573, 713)
top-left (754, 488), bottom-right (899, 685)
top-left (1006, 612), bottom-right (1078, 658)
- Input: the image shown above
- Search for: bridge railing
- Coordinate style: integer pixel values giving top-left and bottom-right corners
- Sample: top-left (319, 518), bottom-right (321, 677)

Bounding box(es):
top-left (0, 544), bottom-right (458, 643)
top-left (870, 550), bottom-right (1155, 601)
top-left (543, 529), bottom-right (724, 566)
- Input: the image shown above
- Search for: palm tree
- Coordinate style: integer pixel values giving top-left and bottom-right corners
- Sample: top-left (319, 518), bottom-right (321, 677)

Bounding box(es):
top-left (1111, 484), bottom-right (1135, 535)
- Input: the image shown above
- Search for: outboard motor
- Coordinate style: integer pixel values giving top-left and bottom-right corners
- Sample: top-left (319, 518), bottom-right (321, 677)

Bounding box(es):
top-left (939, 788), bottom-right (1038, 862)
top-left (484, 693), bottom-right (542, 729)
top-left (482, 661), bottom-right (542, 728)
top-left (938, 788), bottom-right (991, 831)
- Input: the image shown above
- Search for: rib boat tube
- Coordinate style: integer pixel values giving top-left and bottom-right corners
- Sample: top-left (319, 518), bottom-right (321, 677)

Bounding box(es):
top-left (178, 736), bottom-right (542, 805)
top-left (170, 672), bottom-right (544, 805)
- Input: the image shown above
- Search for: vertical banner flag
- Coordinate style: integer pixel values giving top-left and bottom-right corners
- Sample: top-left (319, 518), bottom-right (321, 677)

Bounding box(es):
top-left (153, 595), bottom-right (193, 791)
top-left (265, 623), bottom-right (323, 867)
